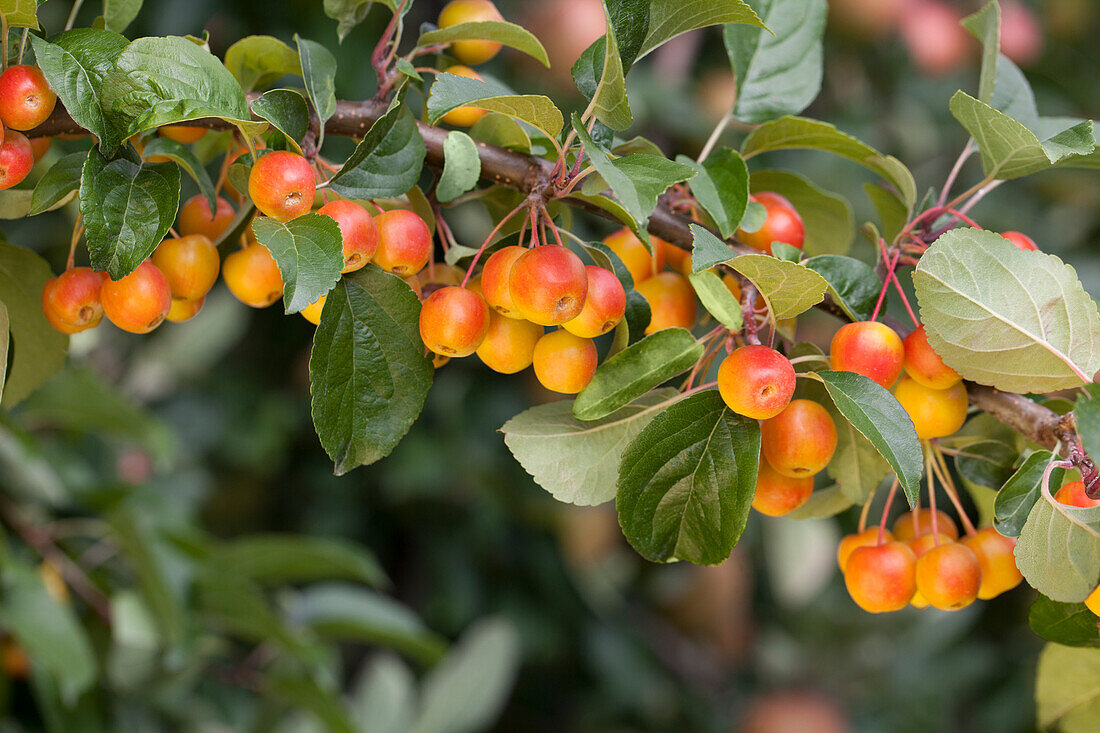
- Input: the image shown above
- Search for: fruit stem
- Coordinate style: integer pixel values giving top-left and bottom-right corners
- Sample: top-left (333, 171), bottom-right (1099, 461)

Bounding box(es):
top-left (936, 140), bottom-right (974, 210)
top-left (459, 200), bottom-right (528, 289)
top-left (64, 0), bottom-right (85, 32)
top-left (930, 443), bottom-right (978, 536)
top-left (697, 109), bottom-right (733, 164)
top-left (858, 483), bottom-right (877, 533)
top-left (16, 27), bottom-right (27, 65)
top-left (869, 246), bottom-right (899, 323)
top-left (926, 447), bottom-right (941, 544)
top-left (741, 282), bottom-right (760, 345)
top-left (878, 479), bottom-right (899, 545)
top-left (0, 13), bottom-right (8, 71)
top-left (540, 206), bottom-right (566, 249)
top-left (681, 328), bottom-right (726, 391)
top-left (787, 354), bottom-right (829, 366)
top-left (66, 213), bottom-right (83, 271)
top-left (877, 238), bottom-right (920, 328)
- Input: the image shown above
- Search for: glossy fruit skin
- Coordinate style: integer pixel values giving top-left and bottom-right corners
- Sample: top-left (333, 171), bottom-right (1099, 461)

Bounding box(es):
top-left (317, 200), bottom-right (379, 273)
top-left (1086, 585), bottom-right (1100, 616)
top-left (603, 228), bottom-right (665, 284)
top-left (223, 243), bottom-right (284, 308)
top-left (29, 136), bottom-right (51, 161)
top-left (829, 321), bottom-right (905, 389)
top-left (0, 130), bottom-right (33, 190)
top-left (0, 65), bottom-right (57, 130)
top-left (893, 508), bottom-right (959, 542)
top-left (738, 192), bottom-right (804, 253)
top-left (439, 65), bottom-right (489, 126)
top-left (151, 235), bottom-right (220, 301)
top-left (915, 542), bottom-right (982, 610)
top-left (1054, 480), bottom-right (1100, 508)
top-left (42, 267), bottom-right (107, 333)
top-left (563, 266), bottom-right (626, 338)
top-left (906, 533), bottom-right (956, 607)
top-left (100, 261), bottom-right (172, 334)
top-left (158, 125), bottom-right (207, 144)
top-left (902, 324), bottom-right (961, 390)
top-left (760, 399), bottom-right (838, 478)
top-left (532, 329), bottom-right (597, 394)
top-left (1001, 230), bottom-right (1039, 251)
top-left (837, 528), bottom-right (893, 572)
top-left (373, 209), bottom-right (432, 275)
top-left (300, 294), bottom-right (327, 325)
top-left (247, 151), bottom-right (315, 221)
top-left (419, 286), bottom-right (491, 357)
top-left (508, 245), bottom-right (589, 326)
top-left (717, 345), bottom-right (796, 420)
top-left (179, 195), bottom-right (235, 241)
top-left (844, 542), bottom-right (917, 613)
top-left (476, 310), bottom-right (543, 373)
top-left (481, 245), bottom-right (527, 318)
top-left (439, 0), bottom-right (505, 64)
top-left (900, 0), bottom-right (969, 76)
top-left (893, 375), bottom-right (969, 439)
top-left (635, 272), bottom-right (697, 334)
top-left (167, 295), bottom-right (204, 323)
top-left (962, 527), bottom-right (1022, 599)
top-left (752, 458), bottom-right (813, 517)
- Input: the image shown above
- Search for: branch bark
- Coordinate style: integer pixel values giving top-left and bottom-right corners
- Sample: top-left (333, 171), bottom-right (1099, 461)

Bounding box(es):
top-left (26, 102), bottom-right (1073, 456)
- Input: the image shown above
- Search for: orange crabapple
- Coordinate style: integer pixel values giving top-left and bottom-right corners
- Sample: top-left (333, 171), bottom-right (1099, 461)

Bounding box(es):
top-left (602, 227), bottom-right (666, 284)
top-left (418, 286), bottom-right (491, 357)
top-left (439, 66), bottom-right (489, 127)
top-left (893, 508), bottom-right (959, 542)
top-left (29, 136), bottom-right (51, 161)
top-left (844, 541), bottom-right (917, 613)
top-left (373, 209), bottom-right (433, 275)
top-left (737, 192), bottom-right (804, 253)
top-left (634, 271), bottom-right (697, 334)
top-left (0, 65), bottom-right (57, 131)
top-left (760, 399), bottom-right (838, 479)
top-left (247, 150), bottom-right (315, 222)
top-left (837, 528), bottom-right (894, 572)
top-left (223, 243), bottom-right (284, 308)
top-left (563, 266), bottom-right (626, 338)
top-left (902, 324), bottom-right (961, 390)
top-left (1001, 230), bottom-right (1039, 252)
top-left (961, 527), bottom-right (1022, 599)
top-left (751, 458), bottom-right (813, 517)
top-left (167, 295), bottom-right (205, 323)
top-left (914, 541), bottom-right (982, 610)
top-left (178, 195), bottom-right (236, 241)
top-left (508, 245), bottom-right (589, 326)
top-left (1053, 480), bottom-right (1100, 508)
top-left (41, 267), bottom-right (107, 333)
top-left (151, 235), bottom-right (220, 301)
top-left (532, 329), bottom-right (597, 394)
top-left (317, 199), bottom-right (379, 273)
top-left (158, 125), bottom-right (207, 144)
top-left (717, 345), bottom-right (796, 420)
top-left (476, 310), bottom-right (543, 374)
top-left (480, 245), bottom-right (527, 318)
top-left (1086, 585), bottom-right (1100, 616)
top-left (829, 321), bottom-right (905, 389)
top-left (0, 130), bottom-right (33, 190)
top-left (438, 0), bottom-right (506, 65)
top-left (100, 261), bottom-right (172, 334)
top-left (906, 532), bottom-right (957, 608)
top-left (299, 294), bottom-right (327, 326)
top-left (893, 375), bottom-right (969, 439)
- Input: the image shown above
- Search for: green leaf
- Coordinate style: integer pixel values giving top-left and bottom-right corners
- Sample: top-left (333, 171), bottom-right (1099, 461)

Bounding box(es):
top-left (325, 0), bottom-right (397, 43)
top-left (427, 73), bottom-right (564, 138)
top-left (418, 20), bottom-right (550, 67)
top-left (994, 450), bottom-right (1063, 537)
top-left (741, 116), bottom-right (917, 210)
top-left (587, 6), bottom-right (632, 131)
top-left (224, 35), bottom-right (301, 92)
top-left (677, 148), bottom-right (749, 239)
top-left (817, 370), bottom-right (923, 507)
top-left (251, 89), bottom-right (310, 154)
top-left (0, 0), bottom-right (39, 28)
top-left (268, 677), bottom-right (357, 733)
top-left (816, 374), bottom-right (892, 504)
top-left (436, 131), bottom-right (481, 204)
top-left (617, 390), bottom-right (760, 565)
top-left (750, 169), bottom-right (853, 256)
top-left (786, 484), bottom-right (854, 519)
top-left (295, 35), bottom-right (337, 146)
top-left (251, 214), bottom-right (343, 315)
top-left (688, 268), bottom-right (743, 330)
top-left (0, 241), bottom-right (68, 408)
top-left (728, 253), bottom-right (827, 319)
top-left (803, 254), bottom-right (881, 322)
top-left (1016, 496), bottom-right (1100, 602)
top-left (961, 0), bottom-right (1001, 105)
top-left (1035, 644), bottom-right (1100, 732)
top-left (953, 439), bottom-right (1018, 490)
top-left (864, 182), bottom-right (909, 243)
top-left (102, 0), bottom-right (142, 33)
top-left (139, 137), bottom-right (218, 212)
top-left (211, 534), bottom-right (388, 587)
top-left (950, 91), bottom-right (1096, 179)
top-left (638, 0), bottom-right (766, 59)
top-left (196, 571), bottom-right (316, 658)
top-left (689, 223), bottom-right (735, 272)
top-left (349, 655), bottom-right (416, 733)
top-left (1029, 596), bottom-right (1100, 648)
top-left (107, 509), bottom-right (186, 646)
top-left (1076, 386), bottom-right (1100, 474)
top-left (913, 228), bottom-right (1100, 392)
top-left (309, 267), bottom-right (434, 474)
top-left (723, 0), bottom-right (825, 124)
top-left (992, 55), bottom-right (1040, 133)
top-left (502, 389), bottom-right (679, 506)
top-left (468, 112), bottom-right (531, 152)
top-left (287, 584), bottom-right (447, 664)
top-left (30, 152), bottom-right (87, 216)
top-left (329, 101), bottom-right (426, 200)
top-left (0, 301), bottom-right (7, 401)
top-left (30, 30), bottom-right (130, 151)
top-left (408, 618), bottom-right (521, 733)
top-left (574, 329), bottom-right (703, 421)
top-left (80, 149), bottom-right (181, 279)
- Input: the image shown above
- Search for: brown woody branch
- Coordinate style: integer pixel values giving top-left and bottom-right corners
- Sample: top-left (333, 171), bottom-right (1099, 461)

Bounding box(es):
top-left (27, 102), bottom-right (1075, 456)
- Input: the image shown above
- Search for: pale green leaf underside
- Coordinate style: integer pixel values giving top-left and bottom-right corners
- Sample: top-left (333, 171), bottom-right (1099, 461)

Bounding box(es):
top-left (1016, 498), bottom-right (1100, 602)
top-left (1036, 644), bottom-right (1100, 732)
top-left (728, 253), bottom-right (827, 320)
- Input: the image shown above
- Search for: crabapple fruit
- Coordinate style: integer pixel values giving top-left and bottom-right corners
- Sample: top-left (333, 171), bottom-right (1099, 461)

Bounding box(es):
top-left (914, 542), bottom-right (982, 610)
top-left (961, 527), bottom-right (1022, 599)
top-left (439, 65), bottom-right (489, 127)
top-left (635, 272), bottom-right (697, 334)
top-left (0, 130), bottom-right (33, 190)
top-left (829, 321), bottom-right (904, 389)
top-left (223, 243), bottom-right (284, 308)
top-left (907, 532), bottom-right (956, 608)
top-left (158, 125), bottom-right (207, 144)
top-left (508, 245), bottom-right (588, 326)
top-left (738, 192), bottom-right (804, 253)
top-left (438, 0), bottom-right (505, 65)
top-left (1001, 230), bottom-right (1039, 251)
top-left (1053, 480), bottom-right (1100, 508)
top-left (317, 199), bottom-right (379, 273)
top-left (418, 286), bottom-right (491, 357)
top-left (900, 0), bottom-right (970, 76)
top-left (480, 245), bottom-right (527, 318)
top-left (893, 375), bottom-right (969, 439)
top-left (41, 267), bottom-right (107, 333)
top-left (532, 329), bottom-right (597, 393)
top-left (476, 310), bottom-right (543, 374)
top-left (837, 528), bottom-right (894, 572)
top-left (373, 209), bottom-right (432, 275)
top-left (563, 266), bottom-right (626, 338)
top-left (752, 458), bottom-right (813, 517)
top-left (1086, 585), bottom-right (1100, 616)
top-left (0, 65), bottom-right (57, 131)
top-left (760, 399), bottom-right (838, 478)
top-left (902, 324), bottom-right (961, 390)
top-left (151, 235), bottom-right (220, 301)
top-left (603, 227), bottom-right (665, 284)
top-left (29, 136), bottom-right (51, 161)
top-left (100, 261), bottom-right (172, 334)
top-left (717, 345), bottom-right (796, 420)
top-left (300, 294), bottom-right (327, 325)
top-left (247, 151), bottom-right (315, 221)
top-left (893, 508), bottom-right (959, 541)
top-left (844, 541), bottom-right (917, 613)
top-left (167, 295), bottom-right (204, 323)
top-left (1000, 0), bottom-right (1044, 66)
top-left (178, 195), bottom-right (236, 241)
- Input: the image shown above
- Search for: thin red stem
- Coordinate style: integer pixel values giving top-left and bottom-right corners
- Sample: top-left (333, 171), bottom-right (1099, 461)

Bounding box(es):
top-left (878, 479), bottom-right (899, 545)
top-left (460, 201), bottom-right (528, 289)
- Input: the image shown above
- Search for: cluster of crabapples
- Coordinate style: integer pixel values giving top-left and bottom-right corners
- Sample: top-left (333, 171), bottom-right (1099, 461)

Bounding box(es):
top-left (0, 63), bottom-right (58, 190)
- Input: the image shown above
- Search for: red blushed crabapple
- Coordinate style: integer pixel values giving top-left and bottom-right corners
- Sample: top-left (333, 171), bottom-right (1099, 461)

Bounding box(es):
top-left (247, 151), bottom-right (315, 222)
top-left (893, 508), bottom-right (960, 542)
top-left (829, 321), bottom-right (905, 389)
top-left (300, 294), bottom-right (327, 326)
top-left (0, 65), bottom-right (57, 131)
top-left (0, 130), bottom-right (33, 190)
top-left (1054, 480), bottom-right (1100, 508)
top-left (439, 66), bottom-right (489, 127)
top-left (438, 0), bottom-right (505, 65)
top-left (914, 542), bottom-right (982, 610)
top-left (893, 375), bottom-right (969, 440)
top-left (373, 209), bottom-right (432, 276)
top-left (151, 235), bottom-right (220, 301)
top-left (844, 541), bottom-right (917, 613)
top-left (1086, 585), bottom-right (1100, 616)
top-left (603, 227), bottom-right (666, 284)
top-left (167, 295), bottom-right (204, 323)
top-left (760, 399), bottom-right (838, 479)
top-left (480, 245), bottom-right (526, 318)
top-left (717, 345), bottom-right (796, 420)
top-left (29, 136), bottom-right (51, 161)
top-left (900, 0), bottom-right (970, 77)
top-left (837, 528), bottom-right (894, 572)
top-left (178, 195), bottom-right (235, 241)
top-left (563, 266), bottom-right (626, 338)
top-left (1001, 230), bottom-right (1039, 252)
top-left (902, 324), bottom-right (961, 390)
top-left (737, 192), bottom-right (804, 253)
top-left (100, 261), bottom-right (172, 334)
top-left (158, 125), bottom-right (207, 144)
top-left (223, 243), bottom-right (284, 308)
top-left (317, 200), bottom-right (379, 273)
top-left (906, 532), bottom-right (957, 608)
top-left (418, 286), bottom-right (491, 357)
top-left (532, 329), bottom-right (597, 394)
top-left (476, 310), bottom-right (543, 374)
top-left (1000, 0), bottom-right (1044, 66)
top-left (508, 245), bottom-right (589, 326)
top-left (961, 527), bottom-right (1022, 599)
top-left (635, 272), bottom-right (697, 334)
top-left (41, 267), bottom-right (108, 333)
top-left (751, 458), bottom-right (813, 517)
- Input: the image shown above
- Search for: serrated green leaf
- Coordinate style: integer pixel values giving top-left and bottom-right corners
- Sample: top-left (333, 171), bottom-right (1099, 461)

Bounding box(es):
top-left (29, 152), bottom-right (86, 216)
top-left (992, 54), bottom-right (1039, 133)
top-left (729, 253), bottom-right (827, 319)
top-left (689, 223), bottom-right (735, 272)
top-left (251, 214), bottom-right (343, 314)
top-left (329, 101), bottom-right (426, 200)
top-left (251, 89), bottom-right (309, 153)
top-left (688, 269), bottom-right (742, 330)
top-left (436, 131), bottom-right (481, 203)
top-left (803, 254), bottom-right (881, 322)
top-left (0, 0), bottom-right (38, 28)
top-left (324, 0), bottom-right (397, 43)
top-left (913, 228), bottom-right (1100, 392)
top-left (828, 419), bottom-right (891, 504)
top-left (468, 112), bottom-right (531, 152)
top-left (427, 73), bottom-right (563, 138)
top-left (962, 1), bottom-right (1000, 104)
top-left (677, 148), bottom-right (748, 239)
top-left (638, 0), bottom-right (766, 59)
top-left (994, 450), bottom-right (1063, 537)
top-left (418, 20), bottom-right (549, 66)
top-left (224, 35), bottom-right (301, 92)
top-left (295, 35), bottom-right (337, 147)
top-left (139, 137), bottom-right (218, 213)
top-left (954, 439), bottom-right (1018, 489)
top-left (1016, 495), bottom-right (1100, 602)
top-left (1029, 596), bottom-right (1100, 648)
top-left (587, 6), bottom-right (632, 130)
top-left (1036, 644), bottom-right (1100, 732)
top-left (103, 0), bottom-right (142, 33)
top-left (750, 169), bottom-right (853, 256)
